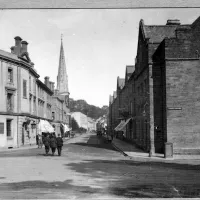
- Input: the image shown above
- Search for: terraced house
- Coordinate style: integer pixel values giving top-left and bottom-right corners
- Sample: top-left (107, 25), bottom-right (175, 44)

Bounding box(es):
top-left (109, 16), bottom-right (200, 157)
top-left (0, 36), bottom-right (70, 149)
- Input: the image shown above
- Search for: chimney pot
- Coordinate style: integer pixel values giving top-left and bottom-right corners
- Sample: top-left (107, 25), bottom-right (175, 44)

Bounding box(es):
top-left (166, 19), bottom-right (181, 25)
top-left (10, 46), bottom-right (15, 54)
top-left (44, 76), bottom-right (50, 87)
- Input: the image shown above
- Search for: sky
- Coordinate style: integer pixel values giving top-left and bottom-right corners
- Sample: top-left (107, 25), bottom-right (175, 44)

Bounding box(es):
top-left (0, 9), bottom-right (199, 107)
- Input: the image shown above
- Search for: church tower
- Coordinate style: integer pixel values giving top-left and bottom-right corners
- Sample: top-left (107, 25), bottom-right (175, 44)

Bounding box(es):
top-left (57, 35), bottom-right (69, 96)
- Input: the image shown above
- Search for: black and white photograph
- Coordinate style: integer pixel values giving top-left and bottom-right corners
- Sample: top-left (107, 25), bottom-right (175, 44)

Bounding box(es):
top-left (0, 1), bottom-right (200, 199)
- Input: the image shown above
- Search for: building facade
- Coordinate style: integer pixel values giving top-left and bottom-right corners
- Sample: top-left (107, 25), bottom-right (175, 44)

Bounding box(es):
top-left (0, 36), bottom-right (71, 149)
top-left (0, 36), bottom-right (53, 148)
top-left (109, 16), bottom-right (200, 156)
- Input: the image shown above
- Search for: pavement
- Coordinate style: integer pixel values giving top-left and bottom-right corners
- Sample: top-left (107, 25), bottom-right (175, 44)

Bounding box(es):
top-left (103, 135), bottom-right (200, 161)
top-left (0, 133), bottom-right (82, 153)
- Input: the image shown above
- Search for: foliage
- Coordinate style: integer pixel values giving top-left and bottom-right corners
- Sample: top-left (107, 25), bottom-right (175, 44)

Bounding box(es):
top-left (71, 118), bottom-right (79, 131)
top-left (69, 98), bottom-right (108, 120)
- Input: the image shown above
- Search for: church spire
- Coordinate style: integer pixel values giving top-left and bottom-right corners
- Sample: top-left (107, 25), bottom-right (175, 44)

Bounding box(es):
top-left (57, 35), bottom-right (69, 95)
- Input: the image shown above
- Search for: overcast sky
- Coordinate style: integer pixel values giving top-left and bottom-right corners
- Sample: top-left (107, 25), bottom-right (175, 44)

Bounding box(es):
top-left (0, 9), bottom-right (199, 107)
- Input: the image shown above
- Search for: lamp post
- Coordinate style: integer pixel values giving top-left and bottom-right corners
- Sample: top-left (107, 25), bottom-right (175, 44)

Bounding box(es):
top-left (142, 100), bottom-right (154, 157)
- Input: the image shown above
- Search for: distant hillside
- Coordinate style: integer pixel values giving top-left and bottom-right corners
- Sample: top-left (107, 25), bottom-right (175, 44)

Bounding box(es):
top-left (69, 98), bottom-right (108, 120)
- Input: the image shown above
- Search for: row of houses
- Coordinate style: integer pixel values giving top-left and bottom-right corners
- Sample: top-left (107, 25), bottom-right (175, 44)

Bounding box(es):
top-left (70, 112), bottom-right (96, 131)
top-left (108, 16), bottom-right (200, 157)
top-left (0, 36), bottom-right (70, 148)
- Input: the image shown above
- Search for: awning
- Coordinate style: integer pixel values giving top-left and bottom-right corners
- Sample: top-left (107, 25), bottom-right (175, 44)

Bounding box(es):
top-left (38, 120), bottom-right (54, 133)
top-left (62, 124), bottom-right (71, 132)
top-left (114, 120), bottom-right (125, 131)
top-left (117, 118), bottom-right (132, 131)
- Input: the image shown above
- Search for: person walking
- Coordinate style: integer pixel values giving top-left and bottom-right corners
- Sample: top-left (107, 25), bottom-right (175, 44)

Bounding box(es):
top-left (38, 134), bottom-right (43, 148)
top-left (43, 134), bottom-right (50, 155)
top-left (56, 134), bottom-right (63, 156)
top-left (50, 133), bottom-right (57, 156)
top-left (36, 134), bottom-right (39, 146)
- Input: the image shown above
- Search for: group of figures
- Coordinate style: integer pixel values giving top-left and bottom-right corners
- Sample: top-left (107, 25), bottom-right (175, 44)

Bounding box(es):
top-left (36, 133), bottom-right (64, 156)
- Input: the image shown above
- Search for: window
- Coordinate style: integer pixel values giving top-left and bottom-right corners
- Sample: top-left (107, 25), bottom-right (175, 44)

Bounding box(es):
top-left (29, 76), bottom-right (31, 92)
top-left (7, 93), bottom-right (13, 111)
top-left (33, 98), bottom-right (36, 114)
top-left (130, 102), bottom-right (133, 115)
top-left (8, 68), bottom-right (13, 83)
top-left (6, 119), bottom-right (12, 137)
top-left (29, 95), bottom-right (32, 113)
top-left (144, 79), bottom-right (147, 91)
top-left (33, 79), bottom-right (36, 94)
top-left (23, 80), bottom-right (27, 98)
top-left (132, 84), bottom-right (134, 93)
top-left (137, 86), bottom-right (140, 95)
top-left (141, 83), bottom-right (144, 95)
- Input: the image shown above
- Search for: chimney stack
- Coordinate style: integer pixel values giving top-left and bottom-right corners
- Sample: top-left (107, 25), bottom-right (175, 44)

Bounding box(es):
top-left (21, 41), bottom-right (28, 54)
top-left (10, 46), bottom-right (15, 54)
top-left (13, 36), bottom-right (22, 56)
top-left (44, 76), bottom-right (50, 88)
top-left (49, 81), bottom-right (52, 90)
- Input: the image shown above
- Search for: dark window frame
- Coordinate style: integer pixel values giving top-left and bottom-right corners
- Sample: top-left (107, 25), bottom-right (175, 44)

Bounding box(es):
top-left (7, 67), bottom-right (13, 83)
top-left (6, 119), bottom-right (12, 137)
top-left (23, 79), bottom-right (27, 98)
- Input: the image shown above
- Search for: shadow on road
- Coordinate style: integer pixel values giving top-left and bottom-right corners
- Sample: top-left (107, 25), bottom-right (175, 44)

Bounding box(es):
top-left (63, 159), bottom-right (200, 198)
top-left (0, 179), bottom-right (101, 199)
top-left (71, 135), bottom-right (118, 152)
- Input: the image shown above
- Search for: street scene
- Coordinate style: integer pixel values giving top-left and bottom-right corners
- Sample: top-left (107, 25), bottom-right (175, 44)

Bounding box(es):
top-left (0, 132), bottom-right (200, 199)
top-left (1, 8), bottom-right (200, 199)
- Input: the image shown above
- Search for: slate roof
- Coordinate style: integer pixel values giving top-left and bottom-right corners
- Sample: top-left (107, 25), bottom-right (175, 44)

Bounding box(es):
top-left (125, 65), bottom-right (135, 82)
top-left (113, 91), bottom-right (117, 99)
top-left (109, 95), bottom-right (113, 103)
top-left (126, 65), bottom-right (135, 74)
top-left (142, 23), bottom-right (190, 43)
top-left (0, 49), bottom-right (19, 60)
top-left (118, 78), bottom-right (125, 89)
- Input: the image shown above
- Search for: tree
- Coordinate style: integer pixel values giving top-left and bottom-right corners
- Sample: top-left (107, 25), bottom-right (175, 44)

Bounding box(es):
top-left (71, 118), bottom-right (79, 131)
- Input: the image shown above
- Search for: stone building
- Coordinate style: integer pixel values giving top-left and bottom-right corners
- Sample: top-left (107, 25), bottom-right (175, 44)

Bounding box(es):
top-left (152, 16), bottom-right (200, 154)
top-left (0, 35), bottom-right (71, 149)
top-left (109, 16), bottom-right (200, 156)
top-left (0, 36), bottom-right (54, 148)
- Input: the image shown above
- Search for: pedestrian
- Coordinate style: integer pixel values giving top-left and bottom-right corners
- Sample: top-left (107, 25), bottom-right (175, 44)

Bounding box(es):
top-left (38, 134), bottom-right (43, 148)
top-left (36, 134), bottom-right (39, 146)
top-left (56, 134), bottom-right (63, 156)
top-left (50, 133), bottom-right (57, 156)
top-left (43, 134), bottom-right (50, 155)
